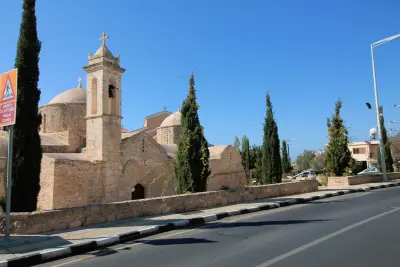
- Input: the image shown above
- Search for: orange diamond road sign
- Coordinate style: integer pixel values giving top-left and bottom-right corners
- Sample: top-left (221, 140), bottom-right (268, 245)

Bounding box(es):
top-left (0, 69), bottom-right (18, 127)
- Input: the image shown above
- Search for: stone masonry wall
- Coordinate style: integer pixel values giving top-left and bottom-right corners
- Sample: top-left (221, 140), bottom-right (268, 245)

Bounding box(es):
top-left (39, 103), bottom-right (86, 134)
top-left (328, 172), bottom-right (400, 186)
top-left (144, 113), bottom-right (171, 130)
top-left (208, 146), bottom-right (246, 191)
top-left (52, 158), bottom-right (103, 209)
top-left (36, 156), bottom-right (56, 210)
top-left (0, 180), bottom-right (318, 234)
top-left (120, 132), bottom-right (175, 200)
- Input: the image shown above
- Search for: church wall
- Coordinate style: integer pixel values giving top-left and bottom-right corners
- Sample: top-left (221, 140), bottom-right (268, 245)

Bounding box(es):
top-left (51, 158), bottom-right (103, 209)
top-left (156, 127), bottom-right (170, 144)
top-left (39, 103), bottom-right (86, 134)
top-left (156, 126), bottom-right (181, 145)
top-left (171, 126), bottom-right (182, 144)
top-left (37, 156), bottom-right (56, 210)
top-left (120, 133), bottom-right (175, 200)
top-left (144, 113), bottom-right (171, 130)
top-left (39, 104), bottom-right (86, 152)
top-left (208, 147), bottom-right (246, 191)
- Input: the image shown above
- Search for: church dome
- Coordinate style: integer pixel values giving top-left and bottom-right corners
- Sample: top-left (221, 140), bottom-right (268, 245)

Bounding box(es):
top-left (160, 110), bottom-right (181, 127)
top-left (94, 45), bottom-right (114, 58)
top-left (49, 88), bottom-right (87, 105)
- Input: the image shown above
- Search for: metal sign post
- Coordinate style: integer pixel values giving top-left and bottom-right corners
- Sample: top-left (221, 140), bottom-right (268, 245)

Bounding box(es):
top-left (4, 126), bottom-right (13, 241)
top-left (0, 68), bottom-right (18, 241)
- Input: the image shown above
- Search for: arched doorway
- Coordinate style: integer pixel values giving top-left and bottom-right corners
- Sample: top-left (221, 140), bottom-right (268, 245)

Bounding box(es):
top-left (131, 183), bottom-right (145, 200)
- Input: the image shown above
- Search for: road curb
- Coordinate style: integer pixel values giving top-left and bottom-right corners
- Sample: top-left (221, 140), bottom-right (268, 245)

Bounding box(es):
top-left (3, 181), bottom-right (400, 266)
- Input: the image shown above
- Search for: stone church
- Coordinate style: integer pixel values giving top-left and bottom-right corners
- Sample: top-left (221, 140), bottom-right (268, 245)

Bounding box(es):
top-left (0, 33), bottom-right (246, 211)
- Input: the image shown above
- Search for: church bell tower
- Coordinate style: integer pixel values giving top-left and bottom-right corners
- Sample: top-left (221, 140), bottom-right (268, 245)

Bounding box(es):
top-left (83, 32), bottom-right (125, 202)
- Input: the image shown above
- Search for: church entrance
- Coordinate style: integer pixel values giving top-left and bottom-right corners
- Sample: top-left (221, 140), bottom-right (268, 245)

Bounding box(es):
top-left (131, 183), bottom-right (145, 200)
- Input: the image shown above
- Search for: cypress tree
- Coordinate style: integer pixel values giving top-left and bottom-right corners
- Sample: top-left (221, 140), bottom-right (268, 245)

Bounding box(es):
top-left (261, 93), bottom-right (282, 184)
top-left (233, 136), bottom-right (240, 152)
top-left (241, 135), bottom-right (250, 170)
top-left (174, 73), bottom-right (210, 193)
top-left (377, 106), bottom-right (394, 172)
top-left (10, 0), bottom-right (43, 211)
top-left (281, 140), bottom-right (292, 173)
top-left (251, 145), bottom-right (263, 183)
top-left (325, 99), bottom-right (352, 176)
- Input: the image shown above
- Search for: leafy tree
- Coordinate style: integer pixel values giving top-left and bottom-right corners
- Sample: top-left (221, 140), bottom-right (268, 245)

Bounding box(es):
top-left (281, 140), bottom-right (292, 173)
top-left (377, 106), bottom-right (394, 172)
top-left (261, 93), bottom-right (282, 184)
top-left (325, 99), bottom-right (352, 176)
top-left (349, 159), bottom-right (366, 175)
top-left (8, 0), bottom-right (43, 212)
top-left (241, 135), bottom-right (251, 170)
top-left (310, 152), bottom-right (325, 172)
top-left (174, 73), bottom-right (211, 193)
top-left (233, 136), bottom-right (240, 152)
top-left (296, 150), bottom-right (315, 171)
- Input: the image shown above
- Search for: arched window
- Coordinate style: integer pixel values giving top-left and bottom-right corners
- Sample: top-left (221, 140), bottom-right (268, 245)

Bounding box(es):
top-left (141, 139), bottom-right (145, 152)
top-left (91, 78), bottom-right (97, 114)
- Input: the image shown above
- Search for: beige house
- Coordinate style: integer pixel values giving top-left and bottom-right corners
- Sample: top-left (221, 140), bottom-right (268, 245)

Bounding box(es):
top-left (0, 33), bottom-right (246, 210)
top-left (348, 141), bottom-right (379, 168)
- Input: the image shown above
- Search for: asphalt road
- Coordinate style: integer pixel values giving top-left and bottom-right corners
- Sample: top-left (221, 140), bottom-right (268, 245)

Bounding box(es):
top-left (43, 187), bottom-right (400, 267)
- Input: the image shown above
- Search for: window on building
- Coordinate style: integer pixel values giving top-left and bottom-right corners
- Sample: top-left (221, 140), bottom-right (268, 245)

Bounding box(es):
top-left (353, 147), bottom-right (366, 154)
top-left (165, 134), bottom-right (169, 144)
top-left (141, 139), bottom-right (145, 152)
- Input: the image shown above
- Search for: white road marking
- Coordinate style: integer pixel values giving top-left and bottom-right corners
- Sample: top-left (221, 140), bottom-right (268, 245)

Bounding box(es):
top-left (254, 207), bottom-right (400, 267)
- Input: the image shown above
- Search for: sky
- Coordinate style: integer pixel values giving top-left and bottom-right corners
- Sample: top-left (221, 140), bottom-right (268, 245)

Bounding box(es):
top-left (1, 0), bottom-right (400, 159)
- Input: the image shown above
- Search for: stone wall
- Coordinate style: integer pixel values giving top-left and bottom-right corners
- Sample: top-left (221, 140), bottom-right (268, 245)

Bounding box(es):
top-left (0, 180), bottom-right (317, 234)
top-left (328, 172), bottom-right (400, 186)
top-left (37, 154), bottom-right (103, 210)
top-left (208, 146), bottom-right (246, 191)
top-left (144, 112), bottom-right (171, 130)
top-left (156, 126), bottom-right (181, 145)
top-left (120, 132), bottom-right (175, 200)
top-left (39, 103), bottom-right (86, 134)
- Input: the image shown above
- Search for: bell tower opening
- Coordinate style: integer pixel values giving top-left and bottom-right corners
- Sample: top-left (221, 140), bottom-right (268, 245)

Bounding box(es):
top-left (108, 78), bottom-right (117, 115)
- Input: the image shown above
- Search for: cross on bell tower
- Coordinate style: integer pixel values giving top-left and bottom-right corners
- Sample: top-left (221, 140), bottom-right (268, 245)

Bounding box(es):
top-left (99, 32), bottom-right (109, 46)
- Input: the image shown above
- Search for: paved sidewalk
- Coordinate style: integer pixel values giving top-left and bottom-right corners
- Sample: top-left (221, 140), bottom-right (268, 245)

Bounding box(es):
top-left (0, 180), bottom-right (398, 266)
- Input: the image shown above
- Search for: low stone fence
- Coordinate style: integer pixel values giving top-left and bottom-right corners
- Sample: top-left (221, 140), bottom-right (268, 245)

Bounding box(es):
top-left (328, 172), bottom-right (400, 187)
top-left (0, 180), bottom-right (317, 234)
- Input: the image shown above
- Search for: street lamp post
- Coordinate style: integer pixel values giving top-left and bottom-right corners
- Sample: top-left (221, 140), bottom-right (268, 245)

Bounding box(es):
top-left (371, 33), bottom-right (400, 181)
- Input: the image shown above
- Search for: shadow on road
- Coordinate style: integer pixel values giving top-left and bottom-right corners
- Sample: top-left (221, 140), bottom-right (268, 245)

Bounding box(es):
top-left (135, 237), bottom-right (216, 246)
top-left (203, 219), bottom-right (333, 229)
top-left (305, 200), bottom-right (343, 204)
top-left (92, 237), bottom-right (217, 257)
